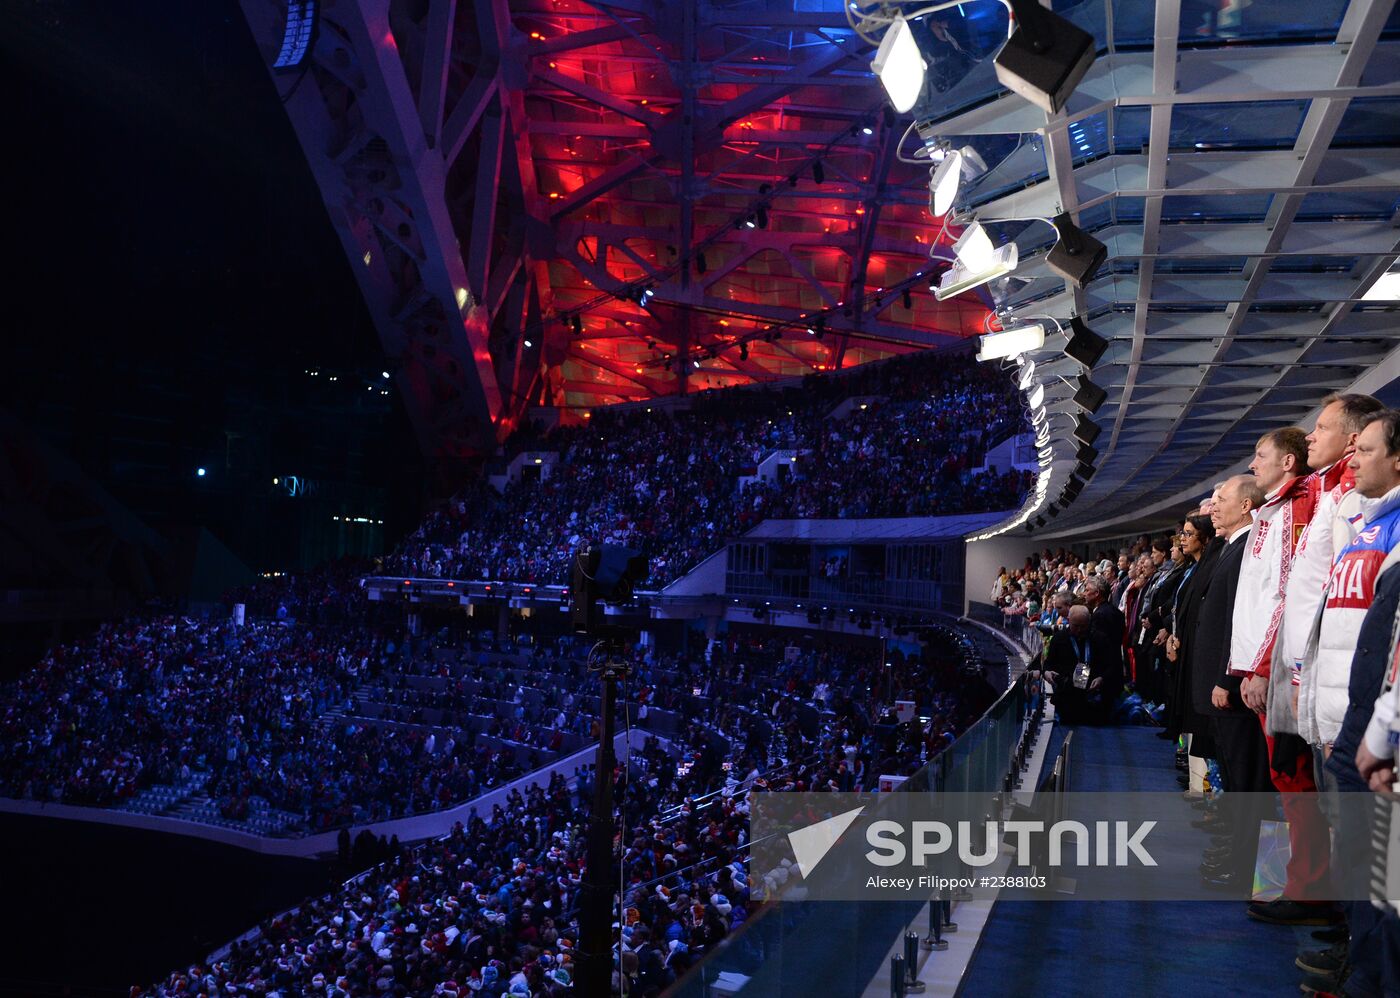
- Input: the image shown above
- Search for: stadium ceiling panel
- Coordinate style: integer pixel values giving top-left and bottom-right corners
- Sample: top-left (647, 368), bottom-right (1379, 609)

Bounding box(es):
top-left (237, 0), bottom-right (992, 460)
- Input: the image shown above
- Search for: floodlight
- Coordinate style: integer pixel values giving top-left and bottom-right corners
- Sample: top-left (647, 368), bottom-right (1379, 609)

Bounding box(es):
top-left (928, 150), bottom-right (963, 217)
top-left (1027, 382), bottom-right (1045, 410)
top-left (977, 323), bottom-right (1046, 362)
top-left (935, 225), bottom-right (1018, 301)
top-left (872, 16), bottom-right (926, 114)
top-left (1017, 359), bottom-right (1037, 391)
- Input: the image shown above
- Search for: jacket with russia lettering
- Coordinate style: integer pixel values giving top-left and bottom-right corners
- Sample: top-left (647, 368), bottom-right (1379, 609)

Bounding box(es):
top-left (1229, 473), bottom-right (1316, 679)
top-left (1298, 482), bottom-right (1400, 748)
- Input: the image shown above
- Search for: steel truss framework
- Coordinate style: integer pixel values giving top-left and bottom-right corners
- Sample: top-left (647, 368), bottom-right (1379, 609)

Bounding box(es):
top-left (238, 0), bottom-right (990, 462)
top-left (926, 0), bottom-right (1400, 536)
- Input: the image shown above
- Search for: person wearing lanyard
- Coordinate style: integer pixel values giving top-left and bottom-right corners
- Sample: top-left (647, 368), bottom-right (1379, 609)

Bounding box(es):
top-left (1038, 605), bottom-right (1109, 724)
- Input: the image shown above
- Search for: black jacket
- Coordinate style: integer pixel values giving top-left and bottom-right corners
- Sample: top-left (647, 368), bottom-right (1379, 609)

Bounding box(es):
top-left (1044, 625), bottom-right (1123, 691)
top-left (1189, 530), bottom-right (1250, 716)
top-left (1165, 538), bottom-right (1224, 738)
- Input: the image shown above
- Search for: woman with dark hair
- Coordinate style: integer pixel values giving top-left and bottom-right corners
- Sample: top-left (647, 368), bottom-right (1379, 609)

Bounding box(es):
top-left (1163, 513), bottom-right (1223, 745)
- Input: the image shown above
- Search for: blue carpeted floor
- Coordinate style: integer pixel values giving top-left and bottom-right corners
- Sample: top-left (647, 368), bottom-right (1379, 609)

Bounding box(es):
top-left (961, 723), bottom-right (1318, 997)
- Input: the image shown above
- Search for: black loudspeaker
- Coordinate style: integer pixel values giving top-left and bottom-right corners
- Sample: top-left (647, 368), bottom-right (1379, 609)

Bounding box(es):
top-left (1076, 442), bottom-right (1099, 465)
top-left (1073, 415), bottom-right (1101, 446)
top-left (1046, 214), bottom-right (1108, 288)
top-left (993, 0), bottom-right (1097, 115)
top-left (1075, 461), bottom-right (1097, 480)
top-left (1064, 316), bottom-right (1108, 369)
top-left (1073, 376), bottom-right (1107, 414)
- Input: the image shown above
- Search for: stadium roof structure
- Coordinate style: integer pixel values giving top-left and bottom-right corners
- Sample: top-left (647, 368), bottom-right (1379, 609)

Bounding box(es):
top-left (909, 0), bottom-right (1400, 538)
top-left (239, 0), bottom-right (1400, 536)
top-left (236, 0), bottom-right (994, 461)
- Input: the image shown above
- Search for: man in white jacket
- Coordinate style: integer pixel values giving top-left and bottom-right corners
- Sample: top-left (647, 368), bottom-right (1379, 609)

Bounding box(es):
top-left (1284, 393), bottom-right (1384, 743)
top-left (1308, 410), bottom-right (1400, 998)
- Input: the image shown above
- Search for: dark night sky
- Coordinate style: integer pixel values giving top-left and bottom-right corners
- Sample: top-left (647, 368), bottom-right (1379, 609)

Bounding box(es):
top-left (5, 1), bottom-right (421, 571)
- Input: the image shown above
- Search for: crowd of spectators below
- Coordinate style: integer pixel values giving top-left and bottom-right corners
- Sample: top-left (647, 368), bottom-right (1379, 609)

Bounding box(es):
top-left (137, 628), bottom-right (997, 997)
top-left (0, 617), bottom-right (376, 813)
top-left (993, 393), bottom-right (1400, 997)
top-left (392, 351), bottom-right (1030, 587)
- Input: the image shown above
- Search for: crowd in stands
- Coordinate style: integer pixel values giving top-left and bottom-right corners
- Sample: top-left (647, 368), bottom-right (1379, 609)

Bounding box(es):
top-left (0, 617), bottom-right (376, 811)
top-left (995, 393), bottom-right (1400, 997)
top-left (393, 350), bottom-right (1030, 587)
top-left (136, 626), bottom-right (998, 996)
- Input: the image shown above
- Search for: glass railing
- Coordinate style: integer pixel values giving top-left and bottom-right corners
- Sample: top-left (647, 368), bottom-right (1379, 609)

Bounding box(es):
top-left (665, 656), bottom-right (1037, 997)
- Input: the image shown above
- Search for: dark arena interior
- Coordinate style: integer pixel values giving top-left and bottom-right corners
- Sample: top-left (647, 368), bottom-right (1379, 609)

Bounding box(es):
top-left (5, 1), bottom-right (1400, 995)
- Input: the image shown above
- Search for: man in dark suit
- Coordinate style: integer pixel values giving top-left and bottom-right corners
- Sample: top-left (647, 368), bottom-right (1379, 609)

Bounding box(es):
top-left (1084, 575), bottom-right (1127, 706)
top-left (1192, 474), bottom-right (1270, 890)
top-left (1041, 603), bottom-right (1123, 724)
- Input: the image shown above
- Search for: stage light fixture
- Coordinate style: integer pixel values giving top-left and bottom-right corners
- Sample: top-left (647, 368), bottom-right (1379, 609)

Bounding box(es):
top-left (813, 160), bottom-right (825, 185)
top-left (934, 223), bottom-right (1018, 301)
top-left (1073, 414), bottom-right (1101, 446)
top-left (993, 0), bottom-right (1097, 115)
top-left (696, 251), bottom-right (707, 275)
top-left (739, 342), bottom-right (749, 361)
top-left (756, 207), bottom-right (769, 229)
top-left (1026, 382), bottom-right (1045, 410)
top-left (571, 314), bottom-right (583, 336)
top-left (977, 323), bottom-right (1045, 362)
top-left (928, 150), bottom-right (963, 217)
top-left (871, 14), bottom-right (926, 114)
top-left (744, 215), bottom-right (757, 229)
top-left (1045, 213), bottom-right (1108, 289)
top-left (1071, 375), bottom-right (1107, 413)
top-left (1063, 316), bottom-right (1108, 369)
top-left (1017, 359), bottom-right (1037, 391)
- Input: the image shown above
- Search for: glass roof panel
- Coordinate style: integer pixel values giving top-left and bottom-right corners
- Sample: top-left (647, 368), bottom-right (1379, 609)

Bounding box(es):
top-left (1161, 194), bottom-right (1273, 223)
top-left (1169, 100), bottom-right (1309, 150)
top-left (1269, 255), bottom-right (1362, 273)
top-left (1296, 191), bottom-right (1400, 220)
top-left (1177, 0), bottom-right (1348, 45)
top-left (1112, 106), bottom-right (1151, 154)
top-left (1066, 111), bottom-right (1112, 165)
top-left (1333, 97), bottom-right (1400, 147)
top-left (1109, 0), bottom-right (1158, 46)
top-left (1157, 256), bottom-right (1250, 274)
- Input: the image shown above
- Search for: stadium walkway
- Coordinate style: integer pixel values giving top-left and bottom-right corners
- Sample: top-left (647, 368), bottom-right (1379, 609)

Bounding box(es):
top-left (960, 724), bottom-right (1317, 997)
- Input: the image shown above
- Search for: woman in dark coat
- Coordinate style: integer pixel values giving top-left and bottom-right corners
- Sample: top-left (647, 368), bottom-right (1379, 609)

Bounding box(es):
top-left (1164, 513), bottom-right (1222, 749)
